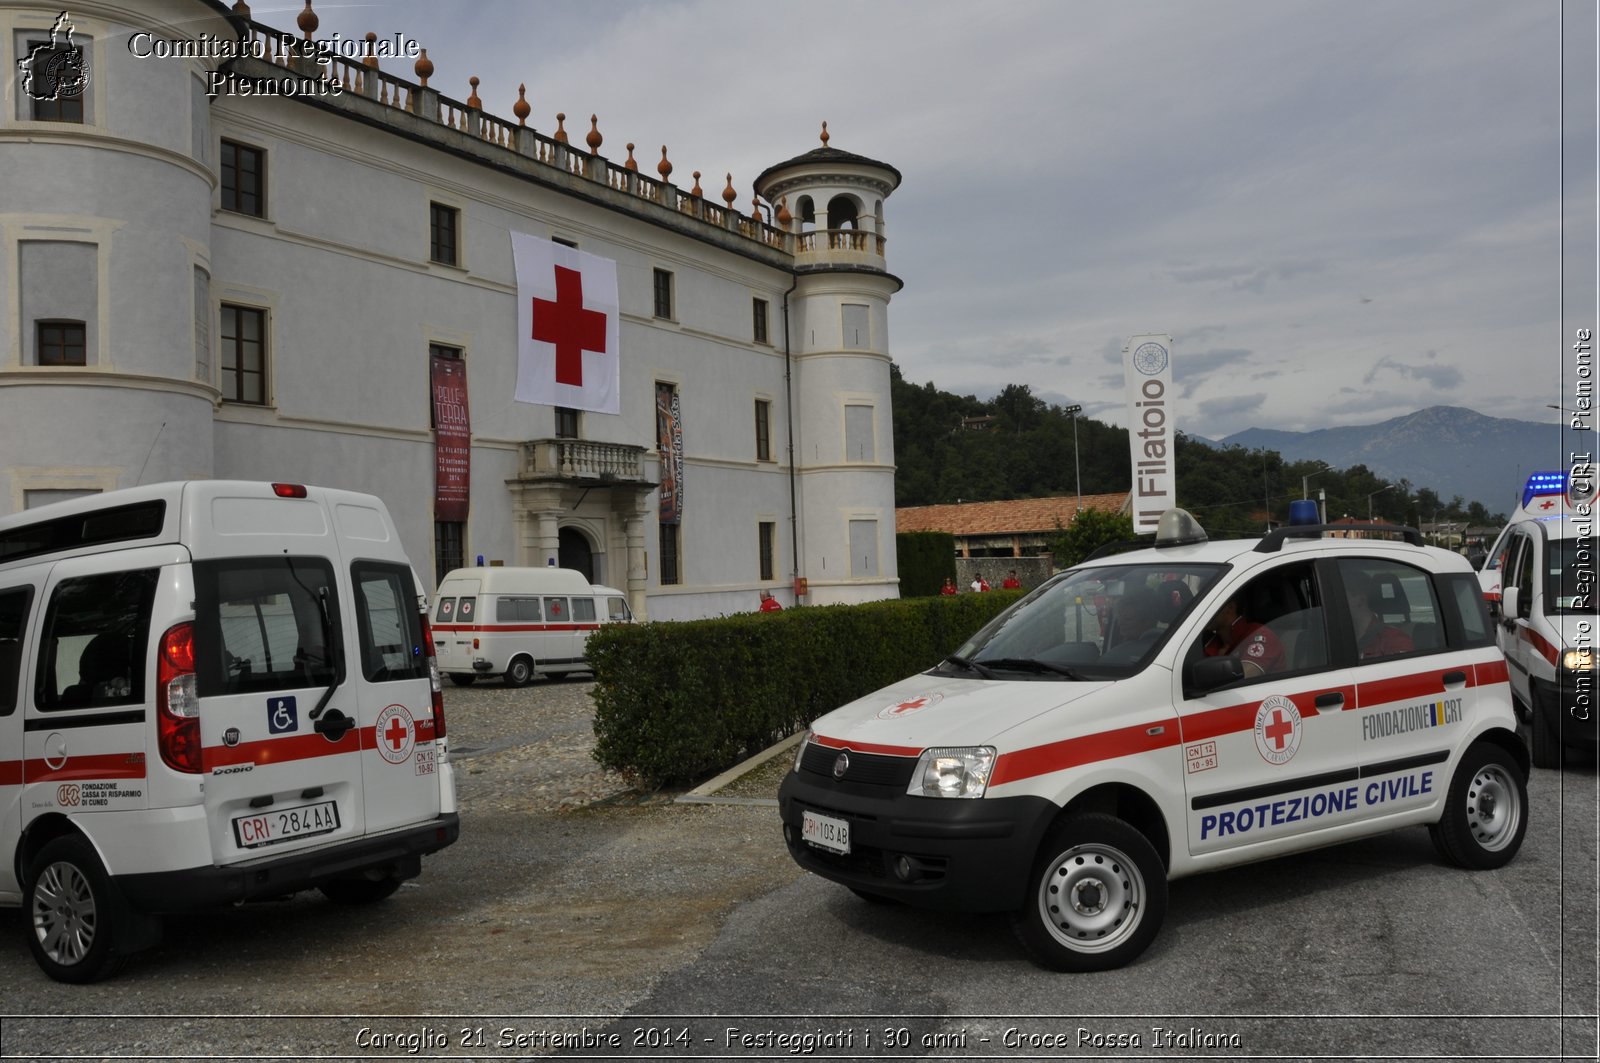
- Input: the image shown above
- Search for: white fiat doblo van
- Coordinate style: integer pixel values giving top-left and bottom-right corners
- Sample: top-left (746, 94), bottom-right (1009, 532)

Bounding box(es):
top-left (780, 509), bottom-right (1527, 971)
top-left (431, 566), bottom-right (633, 686)
top-left (0, 481), bottom-right (459, 982)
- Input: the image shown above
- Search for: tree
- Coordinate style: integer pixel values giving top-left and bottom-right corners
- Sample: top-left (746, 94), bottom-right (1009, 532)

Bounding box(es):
top-left (1049, 508), bottom-right (1136, 568)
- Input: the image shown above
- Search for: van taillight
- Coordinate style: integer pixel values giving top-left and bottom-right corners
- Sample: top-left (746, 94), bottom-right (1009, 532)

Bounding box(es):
top-left (271, 482), bottom-right (308, 498)
top-left (420, 611), bottom-right (447, 740)
top-left (157, 622), bottom-right (202, 774)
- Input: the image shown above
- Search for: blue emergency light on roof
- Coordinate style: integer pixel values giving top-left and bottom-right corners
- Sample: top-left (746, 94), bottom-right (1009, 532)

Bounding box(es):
top-left (1288, 499), bottom-right (1319, 526)
top-left (1522, 471), bottom-right (1566, 509)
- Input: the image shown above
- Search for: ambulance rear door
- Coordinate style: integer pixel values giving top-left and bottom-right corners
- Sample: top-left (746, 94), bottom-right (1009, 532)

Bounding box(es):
top-left (193, 553), bottom-right (369, 862)
top-left (431, 577), bottom-right (480, 673)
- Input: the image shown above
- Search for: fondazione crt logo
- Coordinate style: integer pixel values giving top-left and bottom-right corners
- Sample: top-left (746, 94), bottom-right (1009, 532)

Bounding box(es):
top-left (17, 11), bottom-right (89, 103)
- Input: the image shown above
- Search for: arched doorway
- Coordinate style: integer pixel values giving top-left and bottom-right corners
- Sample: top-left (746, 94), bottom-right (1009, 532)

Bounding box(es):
top-left (558, 527), bottom-right (594, 582)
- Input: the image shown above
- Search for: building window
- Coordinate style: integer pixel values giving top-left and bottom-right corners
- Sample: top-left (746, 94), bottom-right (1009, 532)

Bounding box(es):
top-left (434, 521), bottom-right (464, 585)
top-left (430, 202), bottom-right (459, 265)
top-left (653, 268), bottom-right (674, 320)
top-left (36, 321), bottom-right (86, 366)
top-left (753, 298), bottom-right (769, 344)
top-left (25, 38), bottom-right (85, 123)
top-left (842, 303), bottom-right (869, 349)
top-left (759, 521), bottom-right (776, 581)
top-left (220, 304), bottom-right (266, 404)
top-left (556, 407), bottom-right (579, 438)
top-left (553, 237), bottom-right (578, 249)
top-left (658, 522), bottom-right (680, 586)
top-left (845, 404), bottom-right (875, 463)
top-left (220, 139), bottom-right (265, 217)
top-left (754, 399), bottom-right (772, 462)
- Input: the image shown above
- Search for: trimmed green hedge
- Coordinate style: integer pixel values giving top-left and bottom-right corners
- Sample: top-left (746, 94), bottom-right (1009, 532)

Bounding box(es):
top-left (588, 591), bottom-right (1021, 788)
top-left (895, 531), bottom-right (958, 597)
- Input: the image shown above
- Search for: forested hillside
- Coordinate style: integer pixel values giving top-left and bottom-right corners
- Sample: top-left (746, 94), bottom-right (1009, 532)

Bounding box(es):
top-left (889, 365), bottom-right (1507, 538)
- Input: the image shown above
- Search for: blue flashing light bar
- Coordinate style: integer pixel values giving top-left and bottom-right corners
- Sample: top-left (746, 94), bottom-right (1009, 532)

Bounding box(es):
top-left (1522, 471), bottom-right (1567, 509)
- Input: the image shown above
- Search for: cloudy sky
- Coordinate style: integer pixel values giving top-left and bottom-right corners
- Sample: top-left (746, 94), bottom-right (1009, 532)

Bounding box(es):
top-left (274, 0), bottom-right (1591, 439)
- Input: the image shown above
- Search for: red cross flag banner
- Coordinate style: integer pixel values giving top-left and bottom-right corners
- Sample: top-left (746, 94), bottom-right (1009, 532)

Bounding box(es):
top-left (512, 232), bottom-right (621, 415)
top-left (1123, 332), bottom-right (1175, 534)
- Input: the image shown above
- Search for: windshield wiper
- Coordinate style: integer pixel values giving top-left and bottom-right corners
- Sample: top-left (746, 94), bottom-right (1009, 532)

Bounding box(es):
top-left (976, 657), bottom-right (1086, 679)
top-left (944, 654), bottom-right (998, 679)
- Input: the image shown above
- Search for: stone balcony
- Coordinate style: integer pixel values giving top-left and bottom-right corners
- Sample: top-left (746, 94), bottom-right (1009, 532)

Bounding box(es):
top-left (517, 439), bottom-right (650, 485)
top-left (794, 228), bottom-right (887, 270)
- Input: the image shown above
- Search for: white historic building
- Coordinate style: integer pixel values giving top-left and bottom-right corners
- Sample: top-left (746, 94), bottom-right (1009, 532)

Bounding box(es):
top-left (0, 0), bottom-right (904, 620)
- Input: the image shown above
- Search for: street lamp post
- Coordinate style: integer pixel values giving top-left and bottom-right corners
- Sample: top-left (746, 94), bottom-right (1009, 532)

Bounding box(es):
top-left (1302, 462), bottom-right (1332, 524)
top-left (1367, 483), bottom-right (1394, 522)
top-left (1065, 404), bottom-right (1082, 517)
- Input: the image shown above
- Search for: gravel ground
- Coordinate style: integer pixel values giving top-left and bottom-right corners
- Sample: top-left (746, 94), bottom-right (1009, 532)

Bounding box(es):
top-left (0, 676), bottom-right (806, 1055)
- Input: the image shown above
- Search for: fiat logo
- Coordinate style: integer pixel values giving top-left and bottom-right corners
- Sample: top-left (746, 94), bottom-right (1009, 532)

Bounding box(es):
top-left (223, 727), bottom-right (241, 747)
top-left (832, 751), bottom-right (850, 779)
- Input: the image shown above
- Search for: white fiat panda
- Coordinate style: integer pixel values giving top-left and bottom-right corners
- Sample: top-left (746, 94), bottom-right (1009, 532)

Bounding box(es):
top-left (0, 481), bottom-right (459, 982)
top-left (779, 509), bottom-right (1527, 971)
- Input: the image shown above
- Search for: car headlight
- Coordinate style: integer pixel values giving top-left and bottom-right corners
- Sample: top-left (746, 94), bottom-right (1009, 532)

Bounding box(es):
top-left (1562, 649), bottom-right (1594, 672)
top-left (792, 730), bottom-right (811, 773)
top-left (908, 746), bottom-right (996, 799)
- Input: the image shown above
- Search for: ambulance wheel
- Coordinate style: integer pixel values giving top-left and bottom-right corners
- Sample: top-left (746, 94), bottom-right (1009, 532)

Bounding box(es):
top-left (1010, 814), bottom-right (1166, 972)
top-left (448, 673), bottom-right (475, 687)
top-left (1431, 742), bottom-right (1527, 870)
top-left (24, 836), bottom-right (133, 983)
top-left (319, 875), bottom-right (402, 905)
top-left (503, 657), bottom-right (534, 687)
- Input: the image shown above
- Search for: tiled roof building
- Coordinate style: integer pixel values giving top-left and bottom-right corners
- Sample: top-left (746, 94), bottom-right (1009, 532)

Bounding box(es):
top-left (896, 493), bottom-right (1131, 557)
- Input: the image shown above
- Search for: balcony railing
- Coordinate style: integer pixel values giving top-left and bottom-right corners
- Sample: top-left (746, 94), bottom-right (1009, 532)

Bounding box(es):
top-left (518, 439), bottom-right (648, 483)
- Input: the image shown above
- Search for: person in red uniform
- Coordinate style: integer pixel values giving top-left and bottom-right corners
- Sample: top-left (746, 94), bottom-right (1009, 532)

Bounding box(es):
top-left (1346, 573), bottom-right (1412, 659)
top-left (940, 578), bottom-right (958, 596)
top-left (1002, 570), bottom-right (1022, 589)
top-left (759, 591), bottom-right (783, 612)
top-left (1202, 593), bottom-right (1284, 676)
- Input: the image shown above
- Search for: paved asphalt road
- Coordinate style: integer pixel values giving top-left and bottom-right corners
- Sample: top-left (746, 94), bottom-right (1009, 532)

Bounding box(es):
top-left (0, 681), bottom-right (1593, 1061)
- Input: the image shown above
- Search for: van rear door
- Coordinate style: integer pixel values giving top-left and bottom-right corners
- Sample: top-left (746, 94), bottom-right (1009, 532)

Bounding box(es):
top-left (432, 578), bottom-right (479, 674)
top-left (349, 561), bottom-right (441, 834)
top-left (193, 555), bottom-right (369, 862)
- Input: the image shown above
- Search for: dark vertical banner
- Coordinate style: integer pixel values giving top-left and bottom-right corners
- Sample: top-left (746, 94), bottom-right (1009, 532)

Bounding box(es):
top-left (431, 353), bottom-right (471, 523)
top-left (656, 382), bottom-right (683, 524)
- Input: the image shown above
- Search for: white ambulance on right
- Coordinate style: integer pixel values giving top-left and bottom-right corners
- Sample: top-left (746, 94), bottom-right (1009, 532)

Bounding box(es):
top-left (1479, 470), bottom-right (1596, 767)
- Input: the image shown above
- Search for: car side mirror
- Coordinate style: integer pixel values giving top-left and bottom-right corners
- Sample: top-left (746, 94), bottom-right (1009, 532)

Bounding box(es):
top-left (1501, 586), bottom-right (1521, 621)
top-left (1188, 654), bottom-right (1245, 697)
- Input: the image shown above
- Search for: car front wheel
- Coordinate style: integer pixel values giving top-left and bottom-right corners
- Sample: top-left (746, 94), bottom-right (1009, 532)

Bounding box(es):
top-left (1010, 813), bottom-right (1166, 972)
top-left (1430, 742), bottom-right (1528, 869)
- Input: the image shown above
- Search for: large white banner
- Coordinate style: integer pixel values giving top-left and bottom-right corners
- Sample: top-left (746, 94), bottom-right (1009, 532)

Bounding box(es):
top-left (512, 233), bottom-right (621, 415)
top-left (1123, 333), bottom-right (1174, 534)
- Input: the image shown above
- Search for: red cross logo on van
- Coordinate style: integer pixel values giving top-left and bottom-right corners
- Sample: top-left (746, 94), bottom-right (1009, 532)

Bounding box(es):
top-left (374, 704), bottom-right (414, 765)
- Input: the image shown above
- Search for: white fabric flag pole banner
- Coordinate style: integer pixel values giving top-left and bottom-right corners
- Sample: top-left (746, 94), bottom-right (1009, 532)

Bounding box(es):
top-left (1123, 333), bottom-right (1175, 534)
top-left (512, 232), bottom-right (621, 415)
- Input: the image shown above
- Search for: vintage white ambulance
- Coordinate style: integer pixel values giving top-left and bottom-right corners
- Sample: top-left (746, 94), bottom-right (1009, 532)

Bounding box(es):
top-left (1478, 470), bottom-right (1596, 767)
top-left (0, 482), bottom-right (458, 982)
top-left (779, 509), bottom-right (1527, 971)
top-left (431, 566), bottom-right (632, 686)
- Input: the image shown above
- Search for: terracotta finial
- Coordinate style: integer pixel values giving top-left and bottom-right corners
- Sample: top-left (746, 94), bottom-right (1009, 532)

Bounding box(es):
top-left (690, 171), bottom-right (702, 197)
top-left (414, 48), bottom-right (433, 85)
top-left (820, 120), bottom-right (829, 146)
top-left (722, 173), bottom-right (737, 207)
top-left (231, 0), bottom-right (251, 17)
top-left (513, 84), bottom-right (530, 125)
top-left (657, 146), bottom-right (672, 180)
top-left (554, 112), bottom-right (568, 144)
top-left (363, 31), bottom-right (379, 69)
top-left (466, 76), bottom-right (481, 109)
top-left (624, 143), bottom-right (637, 171)
top-left (297, 0), bottom-right (318, 40)
top-left (586, 114), bottom-right (602, 153)
top-left (751, 194), bottom-right (762, 220)
top-left (776, 196), bottom-right (792, 227)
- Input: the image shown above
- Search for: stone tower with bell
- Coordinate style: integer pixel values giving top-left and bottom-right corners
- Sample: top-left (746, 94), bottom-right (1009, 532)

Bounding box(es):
top-left (756, 124), bottom-right (903, 605)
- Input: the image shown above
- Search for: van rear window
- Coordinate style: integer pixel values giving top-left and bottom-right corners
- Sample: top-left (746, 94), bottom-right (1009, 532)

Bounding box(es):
top-left (36, 570), bottom-right (157, 711)
top-left (353, 562), bottom-right (427, 683)
top-left (193, 557), bottom-right (342, 696)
